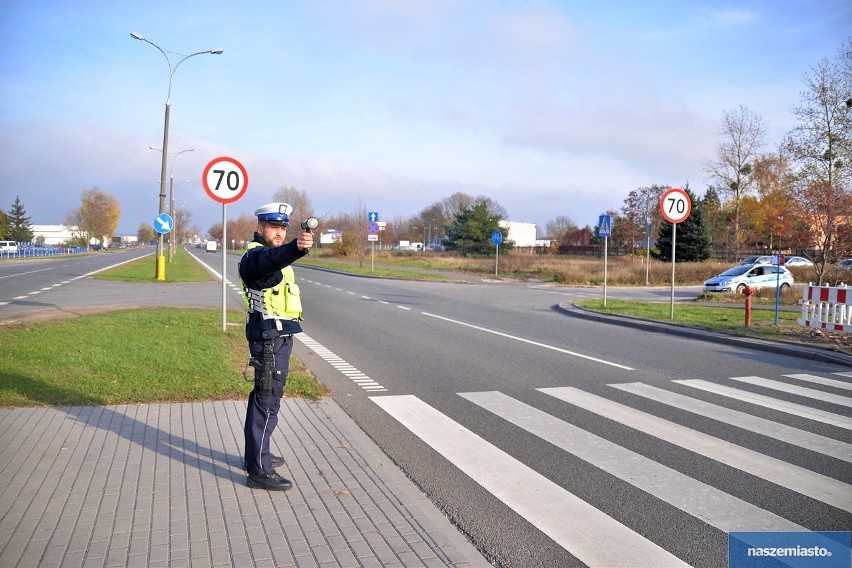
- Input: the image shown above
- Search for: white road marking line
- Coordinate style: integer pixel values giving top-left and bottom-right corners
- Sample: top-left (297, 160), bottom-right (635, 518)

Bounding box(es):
top-left (784, 373), bottom-right (852, 392)
top-left (611, 382), bottom-right (852, 463)
top-left (675, 379), bottom-right (852, 430)
top-left (422, 312), bottom-right (633, 370)
top-left (296, 334), bottom-right (387, 393)
top-left (730, 376), bottom-right (852, 408)
top-left (540, 386), bottom-right (852, 513)
top-left (371, 394), bottom-right (687, 568)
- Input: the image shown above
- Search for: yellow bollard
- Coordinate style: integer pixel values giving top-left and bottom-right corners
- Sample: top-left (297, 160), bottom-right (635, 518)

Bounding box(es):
top-left (156, 255), bottom-right (166, 281)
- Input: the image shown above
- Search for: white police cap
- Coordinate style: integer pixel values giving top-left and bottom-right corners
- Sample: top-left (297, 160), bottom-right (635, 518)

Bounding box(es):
top-left (254, 202), bottom-right (293, 226)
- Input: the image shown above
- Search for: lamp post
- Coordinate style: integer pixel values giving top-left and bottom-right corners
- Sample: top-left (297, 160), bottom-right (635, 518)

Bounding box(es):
top-left (131, 32), bottom-right (222, 280)
top-left (149, 146), bottom-right (193, 262)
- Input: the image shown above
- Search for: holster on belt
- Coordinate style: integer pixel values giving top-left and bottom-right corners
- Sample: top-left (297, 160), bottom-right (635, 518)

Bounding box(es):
top-left (249, 339), bottom-right (285, 397)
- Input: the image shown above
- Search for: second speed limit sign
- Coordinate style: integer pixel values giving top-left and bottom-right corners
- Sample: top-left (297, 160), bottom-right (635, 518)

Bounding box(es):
top-left (659, 187), bottom-right (691, 224)
top-left (202, 156), bottom-right (249, 204)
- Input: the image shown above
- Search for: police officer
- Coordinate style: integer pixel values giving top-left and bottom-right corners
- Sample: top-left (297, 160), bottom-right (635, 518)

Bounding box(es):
top-left (239, 202), bottom-right (313, 491)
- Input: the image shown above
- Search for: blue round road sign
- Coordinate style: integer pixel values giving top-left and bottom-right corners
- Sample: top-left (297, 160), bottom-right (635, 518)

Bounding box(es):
top-left (153, 213), bottom-right (174, 234)
top-left (491, 230), bottom-right (503, 245)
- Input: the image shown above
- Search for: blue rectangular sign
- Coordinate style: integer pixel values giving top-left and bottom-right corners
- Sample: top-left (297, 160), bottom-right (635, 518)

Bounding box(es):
top-left (598, 214), bottom-right (611, 237)
top-left (729, 531), bottom-right (851, 568)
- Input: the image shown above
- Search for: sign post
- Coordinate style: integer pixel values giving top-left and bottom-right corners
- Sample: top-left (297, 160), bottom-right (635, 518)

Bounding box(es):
top-left (659, 187), bottom-right (692, 319)
top-left (366, 219), bottom-right (380, 272)
top-left (202, 156), bottom-right (249, 331)
top-left (598, 214), bottom-right (612, 307)
top-left (491, 230), bottom-right (503, 276)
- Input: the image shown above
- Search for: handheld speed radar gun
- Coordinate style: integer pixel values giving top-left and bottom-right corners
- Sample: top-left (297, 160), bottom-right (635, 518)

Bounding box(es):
top-left (300, 217), bottom-right (318, 233)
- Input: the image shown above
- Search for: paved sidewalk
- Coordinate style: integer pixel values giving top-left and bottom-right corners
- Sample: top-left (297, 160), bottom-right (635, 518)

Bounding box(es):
top-left (0, 398), bottom-right (490, 568)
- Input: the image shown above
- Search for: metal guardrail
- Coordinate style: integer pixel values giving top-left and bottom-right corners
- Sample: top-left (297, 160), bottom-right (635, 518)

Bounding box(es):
top-left (0, 247), bottom-right (90, 259)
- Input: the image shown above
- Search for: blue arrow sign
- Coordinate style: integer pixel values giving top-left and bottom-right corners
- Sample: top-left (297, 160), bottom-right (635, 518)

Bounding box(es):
top-left (368, 211), bottom-right (379, 222)
top-left (153, 213), bottom-right (174, 234)
top-left (598, 214), bottom-right (612, 238)
top-left (491, 230), bottom-right (503, 245)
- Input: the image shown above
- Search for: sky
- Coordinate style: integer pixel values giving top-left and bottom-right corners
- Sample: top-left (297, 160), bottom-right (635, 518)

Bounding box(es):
top-left (1, 0), bottom-right (850, 238)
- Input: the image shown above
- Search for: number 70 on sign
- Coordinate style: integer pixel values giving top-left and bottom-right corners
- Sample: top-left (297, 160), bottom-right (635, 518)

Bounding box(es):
top-left (659, 187), bottom-right (691, 224)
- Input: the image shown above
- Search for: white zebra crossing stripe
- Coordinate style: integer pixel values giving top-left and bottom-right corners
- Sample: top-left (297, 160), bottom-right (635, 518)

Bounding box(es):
top-left (784, 373), bottom-right (852, 392)
top-left (675, 379), bottom-right (852, 430)
top-left (730, 376), bottom-right (852, 408)
top-left (370, 394), bottom-right (689, 568)
top-left (296, 334), bottom-right (387, 392)
top-left (539, 387), bottom-right (852, 513)
top-left (610, 382), bottom-right (852, 463)
top-left (459, 390), bottom-right (803, 532)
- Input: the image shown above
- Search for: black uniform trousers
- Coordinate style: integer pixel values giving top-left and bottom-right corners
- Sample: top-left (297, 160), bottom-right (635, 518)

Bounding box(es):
top-left (244, 334), bottom-right (292, 476)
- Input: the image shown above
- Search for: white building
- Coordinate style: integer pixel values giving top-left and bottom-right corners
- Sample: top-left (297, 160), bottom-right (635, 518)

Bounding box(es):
top-left (30, 225), bottom-right (78, 246)
top-left (499, 221), bottom-right (538, 248)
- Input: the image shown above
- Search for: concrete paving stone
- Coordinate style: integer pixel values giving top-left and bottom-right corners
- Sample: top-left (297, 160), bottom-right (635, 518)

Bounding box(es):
top-left (148, 544), bottom-right (169, 564)
top-left (311, 543), bottom-right (336, 564)
top-left (105, 545), bottom-right (128, 566)
top-left (126, 553), bottom-right (150, 568)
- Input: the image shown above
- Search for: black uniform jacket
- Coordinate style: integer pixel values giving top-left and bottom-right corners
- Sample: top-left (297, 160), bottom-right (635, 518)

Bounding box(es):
top-left (239, 233), bottom-right (309, 341)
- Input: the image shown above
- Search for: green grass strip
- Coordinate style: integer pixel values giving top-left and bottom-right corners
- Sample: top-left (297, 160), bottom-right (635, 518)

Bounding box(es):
top-left (0, 308), bottom-right (328, 407)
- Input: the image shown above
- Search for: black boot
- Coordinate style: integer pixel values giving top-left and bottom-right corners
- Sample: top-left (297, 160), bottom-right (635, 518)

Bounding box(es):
top-left (247, 471), bottom-right (293, 491)
top-left (242, 454), bottom-right (285, 471)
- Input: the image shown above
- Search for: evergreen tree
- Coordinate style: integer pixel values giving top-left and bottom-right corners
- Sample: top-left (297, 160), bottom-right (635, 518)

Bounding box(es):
top-left (652, 186), bottom-right (711, 262)
top-left (443, 201), bottom-right (506, 256)
top-left (6, 196), bottom-right (33, 242)
top-left (0, 210), bottom-right (9, 240)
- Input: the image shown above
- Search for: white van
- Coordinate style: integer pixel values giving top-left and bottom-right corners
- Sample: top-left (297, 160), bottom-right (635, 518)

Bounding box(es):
top-left (206, 241), bottom-right (217, 253)
top-left (0, 241), bottom-right (18, 254)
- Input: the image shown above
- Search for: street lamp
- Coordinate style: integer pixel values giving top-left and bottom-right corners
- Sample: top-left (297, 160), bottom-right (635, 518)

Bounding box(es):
top-left (149, 146), bottom-right (193, 262)
top-left (131, 31), bottom-right (222, 280)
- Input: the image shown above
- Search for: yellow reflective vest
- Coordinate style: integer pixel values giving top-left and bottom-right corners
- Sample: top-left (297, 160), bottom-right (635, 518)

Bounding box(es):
top-left (240, 241), bottom-right (303, 324)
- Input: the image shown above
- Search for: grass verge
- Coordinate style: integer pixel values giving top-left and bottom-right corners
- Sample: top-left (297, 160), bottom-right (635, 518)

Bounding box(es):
top-left (94, 248), bottom-right (214, 282)
top-left (0, 308), bottom-right (329, 408)
top-left (573, 298), bottom-right (851, 353)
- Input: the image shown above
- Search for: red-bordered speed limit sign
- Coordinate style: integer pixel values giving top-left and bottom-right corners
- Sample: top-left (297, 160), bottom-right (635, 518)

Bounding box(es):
top-left (659, 187), bottom-right (691, 224)
top-left (202, 156), bottom-right (249, 204)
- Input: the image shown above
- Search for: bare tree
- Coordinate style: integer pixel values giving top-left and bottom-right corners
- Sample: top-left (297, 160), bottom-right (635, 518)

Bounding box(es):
top-left (543, 215), bottom-right (577, 241)
top-left (273, 186), bottom-right (314, 220)
top-left (702, 105), bottom-right (767, 258)
top-left (783, 39), bottom-right (852, 282)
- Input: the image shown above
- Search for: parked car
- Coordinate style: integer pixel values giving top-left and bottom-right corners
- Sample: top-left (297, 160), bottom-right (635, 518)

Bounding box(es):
top-left (837, 259), bottom-right (852, 270)
top-left (739, 255), bottom-right (774, 265)
top-left (704, 263), bottom-right (794, 293)
top-left (783, 256), bottom-right (814, 267)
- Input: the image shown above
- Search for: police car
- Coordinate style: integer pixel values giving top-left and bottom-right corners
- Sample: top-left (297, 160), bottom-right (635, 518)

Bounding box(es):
top-left (703, 263), bottom-right (794, 293)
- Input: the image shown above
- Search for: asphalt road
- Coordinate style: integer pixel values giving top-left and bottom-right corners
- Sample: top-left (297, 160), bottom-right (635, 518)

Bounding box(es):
top-left (2, 250), bottom-right (850, 568)
top-left (290, 266), bottom-right (851, 568)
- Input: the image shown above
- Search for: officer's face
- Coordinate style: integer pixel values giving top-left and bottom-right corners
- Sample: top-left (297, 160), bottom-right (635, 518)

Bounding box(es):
top-left (259, 222), bottom-right (287, 248)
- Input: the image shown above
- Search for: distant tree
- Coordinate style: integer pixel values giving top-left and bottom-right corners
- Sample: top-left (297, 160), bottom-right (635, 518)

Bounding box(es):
top-left (64, 188), bottom-right (120, 245)
top-left (228, 213), bottom-right (258, 249)
top-left (173, 207), bottom-right (194, 247)
top-left (327, 202), bottom-right (369, 266)
top-left (417, 203), bottom-right (447, 245)
top-left (782, 38), bottom-right (852, 282)
top-left (6, 196), bottom-right (33, 242)
top-left (652, 186), bottom-right (711, 262)
top-left (621, 185), bottom-right (665, 254)
top-left (702, 105), bottom-right (767, 258)
top-left (444, 201), bottom-right (506, 256)
top-left (272, 186), bottom-right (314, 220)
top-left (544, 215), bottom-right (577, 241)
top-left (0, 209), bottom-right (10, 240)
top-left (700, 186), bottom-right (728, 253)
top-left (137, 223), bottom-right (156, 245)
